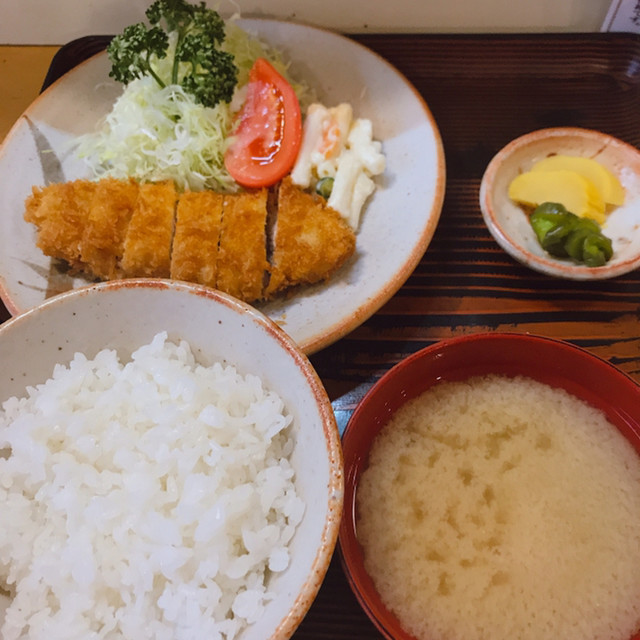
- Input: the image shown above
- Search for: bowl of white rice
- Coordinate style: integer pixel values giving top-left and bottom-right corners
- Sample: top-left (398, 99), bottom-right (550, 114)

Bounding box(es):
top-left (0, 278), bottom-right (343, 640)
top-left (339, 332), bottom-right (640, 640)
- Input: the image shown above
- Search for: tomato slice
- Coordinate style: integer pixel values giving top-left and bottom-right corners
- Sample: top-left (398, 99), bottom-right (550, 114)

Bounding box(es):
top-left (224, 58), bottom-right (302, 188)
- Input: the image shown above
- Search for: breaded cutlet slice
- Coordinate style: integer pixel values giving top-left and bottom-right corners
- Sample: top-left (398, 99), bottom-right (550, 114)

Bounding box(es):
top-left (265, 177), bottom-right (356, 297)
top-left (24, 185), bottom-right (46, 225)
top-left (120, 181), bottom-right (177, 278)
top-left (81, 178), bottom-right (139, 280)
top-left (216, 189), bottom-right (269, 302)
top-left (25, 179), bottom-right (97, 269)
top-left (170, 190), bottom-right (223, 287)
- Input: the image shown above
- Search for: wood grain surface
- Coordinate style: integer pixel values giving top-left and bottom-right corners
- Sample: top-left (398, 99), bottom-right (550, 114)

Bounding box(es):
top-left (2, 32), bottom-right (640, 639)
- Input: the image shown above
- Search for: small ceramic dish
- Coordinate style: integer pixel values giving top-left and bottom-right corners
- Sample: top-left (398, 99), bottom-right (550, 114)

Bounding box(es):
top-left (479, 127), bottom-right (640, 279)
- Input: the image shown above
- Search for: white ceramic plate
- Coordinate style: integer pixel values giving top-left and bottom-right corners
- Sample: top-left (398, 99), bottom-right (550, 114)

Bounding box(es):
top-left (479, 127), bottom-right (640, 280)
top-left (0, 19), bottom-right (445, 354)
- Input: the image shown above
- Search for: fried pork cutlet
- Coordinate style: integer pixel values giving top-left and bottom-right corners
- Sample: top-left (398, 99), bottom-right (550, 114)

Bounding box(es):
top-left (120, 181), bottom-right (177, 278)
top-left (266, 176), bottom-right (356, 298)
top-left (25, 180), bottom-right (97, 269)
top-left (23, 186), bottom-right (45, 225)
top-left (24, 176), bottom-right (358, 303)
top-left (216, 189), bottom-right (269, 302)
top-left (81, 178), bottom-right (139, 279)
top-left (170, 190), bottom-right (224, 287)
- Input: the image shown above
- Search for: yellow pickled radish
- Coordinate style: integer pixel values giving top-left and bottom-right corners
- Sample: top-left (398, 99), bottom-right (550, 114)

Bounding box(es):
top-left (508, 169), bottom-right (606, 224)
top-left (531, 155), bottom-right (625, 206)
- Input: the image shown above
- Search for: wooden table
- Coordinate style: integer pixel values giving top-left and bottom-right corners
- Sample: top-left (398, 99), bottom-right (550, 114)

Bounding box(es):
top-left (2, 32), bottom-right (640, 639)
top-left (0, 46), bottom-right (60, 143)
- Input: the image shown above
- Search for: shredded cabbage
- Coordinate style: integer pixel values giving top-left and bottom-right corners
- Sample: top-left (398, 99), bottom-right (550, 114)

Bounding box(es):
top-left (223, 21), bottom-right (316, 108)
top-left (75, 21), bottom-right (313, 192)
top-left (76, 77), bottom-right (236, 192)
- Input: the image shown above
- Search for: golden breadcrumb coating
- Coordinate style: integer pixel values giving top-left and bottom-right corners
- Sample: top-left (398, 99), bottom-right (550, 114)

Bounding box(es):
top-left (170, 190), bottom-right (223, 287)
top-left (121, 181), bottom-right (176, 278)
top-left (266, 176), bottom-right (355, 297)
top-left (217, 189), bottom-right (269, 302)
top-left (24, 176), bottom-right (357, 303)
top-left (27, 180), bottom-right (96, 268)
top-left (81, 178), bottom-right (139, 279)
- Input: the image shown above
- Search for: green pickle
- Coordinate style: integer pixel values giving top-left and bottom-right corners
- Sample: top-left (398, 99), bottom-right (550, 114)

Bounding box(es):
top-left (529, 202), bottom-right (613, 267)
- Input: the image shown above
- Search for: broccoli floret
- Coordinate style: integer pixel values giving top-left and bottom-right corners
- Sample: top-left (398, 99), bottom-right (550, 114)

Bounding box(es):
top-left (107, 0), bottom-right (238, 108)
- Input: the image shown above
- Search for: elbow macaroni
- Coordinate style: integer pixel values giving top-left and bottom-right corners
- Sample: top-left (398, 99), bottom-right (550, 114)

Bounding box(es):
top-left (290, 102), bottom-right (385, 229)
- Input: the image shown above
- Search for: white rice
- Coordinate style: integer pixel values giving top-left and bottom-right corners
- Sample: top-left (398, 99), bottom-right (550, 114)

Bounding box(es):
top-left (0, 331), bottom-right (305, 640)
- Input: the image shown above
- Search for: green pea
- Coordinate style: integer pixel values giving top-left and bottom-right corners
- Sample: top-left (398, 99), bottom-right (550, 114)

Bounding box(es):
top-left (315, 177), bottom-right (334, 199)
